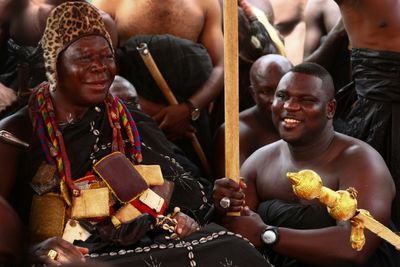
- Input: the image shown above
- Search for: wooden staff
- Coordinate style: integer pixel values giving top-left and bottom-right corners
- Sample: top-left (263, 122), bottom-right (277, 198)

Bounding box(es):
top-left (224, 0), bottom-right (240, 216)
top-left (137, 43), bottom-right (211, 177)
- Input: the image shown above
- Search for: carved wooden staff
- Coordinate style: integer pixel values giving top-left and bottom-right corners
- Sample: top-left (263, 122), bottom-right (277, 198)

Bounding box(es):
top-left (137, 43), bottom-right (211, 177)
top-left (224, 0), bottom-right (240, 216)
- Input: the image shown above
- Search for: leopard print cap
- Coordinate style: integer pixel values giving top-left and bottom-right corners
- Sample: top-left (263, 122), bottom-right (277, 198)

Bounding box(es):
top-left (41, 1), bottom-right (114, 90)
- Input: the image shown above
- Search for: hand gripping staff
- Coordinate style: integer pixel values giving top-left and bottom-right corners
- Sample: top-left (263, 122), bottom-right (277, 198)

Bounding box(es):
top-left (136, 43), bottom-right (211, 177)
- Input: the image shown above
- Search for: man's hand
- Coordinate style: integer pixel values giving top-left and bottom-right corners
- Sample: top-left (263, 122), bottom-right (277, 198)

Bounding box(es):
top-left (0, 83), bottom-right (17, 112)
top-left (222, 207), bottom-right (266, 247)
top-left (173, 212), bottom-right (200, 238)
top-left (31, 237), bottom-right (88, 265)
top-left (213, 178), bottom-right (247, 214)
top-left (153, 104), bottom-right (195, 141)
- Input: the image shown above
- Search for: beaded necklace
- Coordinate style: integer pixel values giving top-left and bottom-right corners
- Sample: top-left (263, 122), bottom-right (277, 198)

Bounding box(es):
top-left (29, 82), bottom-right (142, 205)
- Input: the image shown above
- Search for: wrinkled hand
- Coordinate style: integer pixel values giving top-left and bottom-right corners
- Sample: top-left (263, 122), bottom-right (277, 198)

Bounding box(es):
top-left (0, 83), bottom-right (17, 112)
top-left (222, 207), bottom-right (266, 247)
top-left (173, 212), bottom-right (200, 238)
top-left (213, 177), bottom-right (247, 214)
top-left (31, 236), bottom-right (88, 265)
top-left (152, 104), bottom-right (196, 141)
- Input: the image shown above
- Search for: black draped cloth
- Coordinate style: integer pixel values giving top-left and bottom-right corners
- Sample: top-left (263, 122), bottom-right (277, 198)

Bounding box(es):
top-left (258, 200), bottom-right (400, 267)
top-left (0, 39), bottom-right (46, 119)
top-left (13, 102), bottom-right (270, 267)
top-left (14, 103), bottom-right (211, 224)
top-left (117, 35), bottom-right (213, 175)
top-left (334, 48), bottom-right (400, 227)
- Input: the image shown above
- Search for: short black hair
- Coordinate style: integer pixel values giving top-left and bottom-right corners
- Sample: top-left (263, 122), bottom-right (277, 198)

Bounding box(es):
top-left (290, 62), bottom-right (335, 100)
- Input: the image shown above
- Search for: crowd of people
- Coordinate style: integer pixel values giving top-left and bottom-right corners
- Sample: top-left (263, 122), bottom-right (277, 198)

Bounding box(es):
top-left (0, 0), bottom-right (399, 266)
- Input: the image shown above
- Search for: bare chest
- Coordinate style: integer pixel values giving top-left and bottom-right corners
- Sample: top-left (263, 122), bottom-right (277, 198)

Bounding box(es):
top-left (116, 0), bottom-right (205, 42)
top-left (257, 162), bottom-right (339, 203)
top-left (341, 0), bottom-right (400, 51)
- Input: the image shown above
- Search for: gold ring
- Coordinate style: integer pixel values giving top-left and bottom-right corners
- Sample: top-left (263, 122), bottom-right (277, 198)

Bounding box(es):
top-left (47, 249), bottom-right (58, 260)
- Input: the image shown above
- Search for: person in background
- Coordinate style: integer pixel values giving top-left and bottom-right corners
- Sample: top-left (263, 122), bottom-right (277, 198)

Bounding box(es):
top-left (212, 54), bottom-right (292, 179)
top-left (333, 0), bottom-right (400, 228)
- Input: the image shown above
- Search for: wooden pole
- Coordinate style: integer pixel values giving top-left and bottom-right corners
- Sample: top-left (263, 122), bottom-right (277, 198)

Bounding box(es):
top-left (224, 1), bottom-right (240, 184)
top-left (224, 1), bottom-right (240, 216)
top-left (137, 43), bottom-right (211, 177)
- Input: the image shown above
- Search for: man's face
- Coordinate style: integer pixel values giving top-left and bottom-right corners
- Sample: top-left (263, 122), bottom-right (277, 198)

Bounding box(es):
top-left (250, 66), bottom-right (283, 118)
top-left (271, 72), bottom-right (335, 145)
top-left (56, 35), bottom-right (116, 107)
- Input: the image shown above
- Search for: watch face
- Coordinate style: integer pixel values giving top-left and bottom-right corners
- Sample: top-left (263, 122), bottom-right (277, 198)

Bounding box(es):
top-left (191, 108), bottom-right (200, 121)
top-left (262, 230), bottom-right (277, 244)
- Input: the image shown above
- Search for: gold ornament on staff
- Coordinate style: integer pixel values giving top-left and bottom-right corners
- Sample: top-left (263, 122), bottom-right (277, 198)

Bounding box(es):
top-left (287, 170), bottom-right (400, 251)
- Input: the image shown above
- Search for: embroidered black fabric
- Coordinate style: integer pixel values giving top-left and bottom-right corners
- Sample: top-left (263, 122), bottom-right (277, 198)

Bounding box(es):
top-left (13, 103), bottom-right (212, 225)
top-left (13, 100), bottom-right (271, 266)
top-left (85, 223), bottom-right (271, 267)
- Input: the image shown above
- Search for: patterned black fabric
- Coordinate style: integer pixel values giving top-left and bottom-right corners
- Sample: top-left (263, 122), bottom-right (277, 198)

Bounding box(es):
top-left (334, 48), bottom-right (400, 227)
top-left (86, 223), bottom-right (271, 267)
top-left (14, 103), bottom-right (212, 224)
top-left (14, 102), bottom-right (270, 267)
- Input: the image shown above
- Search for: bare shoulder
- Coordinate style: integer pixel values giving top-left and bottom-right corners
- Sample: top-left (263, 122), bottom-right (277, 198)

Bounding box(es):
top-left (334, 132), bottom-right (393, 186)
top-left (199, 0), bottom-right (219, 10)
top-left (241, 140), bottom-right (283, 172)
top-left (305, 0), bottom-right (325, 16)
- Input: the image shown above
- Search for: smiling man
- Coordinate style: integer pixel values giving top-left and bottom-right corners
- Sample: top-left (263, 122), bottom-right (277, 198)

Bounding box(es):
top-left (213, 62), bottom-right (399, 267)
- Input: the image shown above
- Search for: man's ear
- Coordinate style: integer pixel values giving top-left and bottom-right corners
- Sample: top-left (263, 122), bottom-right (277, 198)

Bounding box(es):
top-left (326, 99), bottom-right (336, 119)
top-left (248, 86), bottom-right (257, 101)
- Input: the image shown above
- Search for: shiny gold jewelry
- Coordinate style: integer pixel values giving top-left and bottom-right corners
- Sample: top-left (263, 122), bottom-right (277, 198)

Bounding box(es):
top-left (47, 249), bottom-right (58, 260)
top-left (287, 170), bottom-right (400, 251)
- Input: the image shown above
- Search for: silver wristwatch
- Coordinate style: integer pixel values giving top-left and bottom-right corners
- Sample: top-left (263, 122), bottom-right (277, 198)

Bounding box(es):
top-left (261, 226), bottom-right (279, 246)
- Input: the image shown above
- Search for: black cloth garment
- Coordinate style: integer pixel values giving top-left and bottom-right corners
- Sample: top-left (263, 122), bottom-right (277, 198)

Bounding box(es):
top-left (0, 39), bottom-right (45, 90)
top-left (334, 48), bottom-right (400, 228)
top-left (0, 39), bottom-right (46, 119)
top-left (14, 100), bottom-right (270, 267)
top-left (117, 35), bottom-right (213, 175)
top-left (258, 199), bottom-right (400, 267)
top-left (14, 103), bottom-right (212, 225)
top-left (86, 223), bottom-right (271, 267)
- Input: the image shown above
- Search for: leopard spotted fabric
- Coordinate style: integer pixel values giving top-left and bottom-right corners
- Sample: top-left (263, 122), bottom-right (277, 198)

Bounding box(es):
top-left (41, 1), bottom-right (113, 90)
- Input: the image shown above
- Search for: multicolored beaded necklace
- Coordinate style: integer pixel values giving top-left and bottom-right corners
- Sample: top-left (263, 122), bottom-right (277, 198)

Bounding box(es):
top-left (29, 82), bottom-right (142, 205)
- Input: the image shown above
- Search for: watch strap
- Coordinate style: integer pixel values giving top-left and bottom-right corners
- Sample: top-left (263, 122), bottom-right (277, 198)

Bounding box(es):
top-left (183, 100), bottom-right (200, 121)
